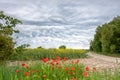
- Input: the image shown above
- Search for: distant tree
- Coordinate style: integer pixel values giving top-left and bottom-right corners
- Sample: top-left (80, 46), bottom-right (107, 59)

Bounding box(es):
top-left (59, 45), bottom-right (66, 49)
top-left (15, 44), bottom-right (30, 54)
top-left (37, 46), bottom-right (43, 49)
top-left (0, 11), bottom-right (21, 62)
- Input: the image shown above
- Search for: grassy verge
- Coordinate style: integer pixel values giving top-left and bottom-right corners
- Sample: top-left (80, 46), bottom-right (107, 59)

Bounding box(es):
top-left (0, 57), bottom-right (120, 80)
top-left (94, 52), bottom-right (120, 58)
top-left (9, 49), bottom-right (88, 61)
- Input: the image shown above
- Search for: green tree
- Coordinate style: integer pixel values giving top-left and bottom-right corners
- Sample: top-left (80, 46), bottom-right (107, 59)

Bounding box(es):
top-left (15, 44), bottom-right (30, 54)
top-left (59, 45), bottom-right (66, 49)
top-left (0, 11), bottom-right (21, 62)
top-left (91, 26), bottom-right (102, 52)
top-left (90, 16), bottom-right (120, 54)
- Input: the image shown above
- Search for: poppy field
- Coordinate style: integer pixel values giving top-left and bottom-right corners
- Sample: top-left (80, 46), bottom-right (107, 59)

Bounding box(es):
top-left (0, 56), bottom-right (120, 80)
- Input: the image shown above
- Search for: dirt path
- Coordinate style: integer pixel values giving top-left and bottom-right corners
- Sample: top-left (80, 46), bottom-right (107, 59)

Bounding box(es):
top-left (81, 52), bottom-right (120, 70)
top-left (8, 52), bottom-right (120, 71)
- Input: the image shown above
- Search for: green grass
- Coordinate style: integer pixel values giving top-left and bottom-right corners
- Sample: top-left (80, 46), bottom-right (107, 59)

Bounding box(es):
top-left (9, 49), bottom-right (88, 61)
top-left (95, 52), bottom-right (120, 58)
top-left (0, 58), bottom-right (120, 80)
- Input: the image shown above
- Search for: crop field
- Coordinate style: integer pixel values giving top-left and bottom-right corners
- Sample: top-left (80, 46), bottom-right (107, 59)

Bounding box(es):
top-left (9, 49), bottom-right (88, 61)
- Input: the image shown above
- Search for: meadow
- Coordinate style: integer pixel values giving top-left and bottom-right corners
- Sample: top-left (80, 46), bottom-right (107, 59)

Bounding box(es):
top-left (1, 49), bottom-right (120, 80)
top-left (0, 56), bottom-right (120, 80)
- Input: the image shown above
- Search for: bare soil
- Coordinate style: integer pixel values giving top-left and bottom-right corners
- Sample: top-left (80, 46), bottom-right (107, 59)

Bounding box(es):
top-left (80, 52), bottom-right (120, 71)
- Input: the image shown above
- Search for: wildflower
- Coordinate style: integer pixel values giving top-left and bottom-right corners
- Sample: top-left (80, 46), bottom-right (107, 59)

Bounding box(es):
top-left (71, 60), bottom-right (74, 64)
top-left (42, 58), bottom-right (49, 63)
top-left (24, 72), bottom-right (29, 76)
top-left (93, 67), bottom-right (96, 71)
top-left (36, 70), bottom-right (40, 73)
top-left (16, 70), bottom-right (20, 73)
top-left (43, 75), bottom-right (47, 78)
top-left (57, 65), bottom-right (61, 69)
top-left (65, 67), bottom-right (69, 71)
top-left (83, 72), bottom-right (88, 77)
top-left (30, 70), bottom-right (34, 73)
top-left (62, 61), bottom-right (65, 64)
top-left (22, 63), bottom-right (25, 66)
top-left (62, 57), bottom-right (67, 61)
top-left (75, 59), bottom-right (80, 64)
top-left (68, 71), bottom-right (73, 74)
top-left (71, 77), bottom-right (76, 80)
top-left (25, 65), bottom-right (29, 69)
top-left (50, 60), bottom-right (59, 66)
top-left (56, 56), bottom-right (61, 60)
top-left (85, 66), bottom-right (89, 71)
top-left (71, 67), bottom-right (76, 71)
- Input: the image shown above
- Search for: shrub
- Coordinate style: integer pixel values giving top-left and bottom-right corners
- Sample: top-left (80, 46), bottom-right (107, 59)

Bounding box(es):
top-left (59, 45), bottom-right (66, 49)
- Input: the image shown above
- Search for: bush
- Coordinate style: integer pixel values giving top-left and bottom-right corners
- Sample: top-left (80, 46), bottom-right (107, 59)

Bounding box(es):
top-left (0, 11), bottom-right (21, 63)
top-left (0, 35), bottom-right (14, 61)
top-left (59, 45), bottom-right (66, 49)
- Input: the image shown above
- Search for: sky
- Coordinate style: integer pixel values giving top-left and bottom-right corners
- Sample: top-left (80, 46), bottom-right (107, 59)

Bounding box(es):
top-left (0, 0), bottom-right (120, 49)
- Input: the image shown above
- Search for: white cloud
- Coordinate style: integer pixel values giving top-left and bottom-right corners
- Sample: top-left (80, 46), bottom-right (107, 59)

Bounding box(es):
top-left (0, 0), bottom-right (120, 49)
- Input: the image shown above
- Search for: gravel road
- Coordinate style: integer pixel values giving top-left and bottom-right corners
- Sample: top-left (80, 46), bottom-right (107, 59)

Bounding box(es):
top-left (81, 52), bottom-right (120, 71)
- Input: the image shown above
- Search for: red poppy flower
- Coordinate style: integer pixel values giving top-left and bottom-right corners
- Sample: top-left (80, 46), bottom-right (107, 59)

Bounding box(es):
top-left (57, 65), bottom-right (61, 69)
top-left (30, 70), bottom-right (34, 73)
top-left (42, 58), bottom-right (49, 63)
top-left (43, 74), bottom-right (47, 78)
top-left (16, 70), bottom-right (20, 73)
top-left (71, 60), bottom-right (74, 64)
top-left (36, 70), bottom-right (40, 73)
top-left (93, 67), bottom-right (96, 71)
top-left (65, 67), bottom-right (69, 71)
top-left (68, 71), bottom-right (73, 74)
top-left (62, 57), bottom-right (67, 61)
top-left (50, 60), bottom-right (59, 66)
top-left (83, 72), bottom-right (88, 77)
top-left (24, 72), bottom-right (29, 76)
top-left (76, 59), bottom-right (80, 64)
top-left (85, 66), bottom-right (89, 71)
top-left (25, 65), bottom-right (29, 69)
top-left (71, 77), bottom-right (76, 80)
top-left (71, 67), bottom-right (76, 71)
top-left (22, 63), bottom-right (25, 66)
top-left (56, 56), bottom-right (61, 60)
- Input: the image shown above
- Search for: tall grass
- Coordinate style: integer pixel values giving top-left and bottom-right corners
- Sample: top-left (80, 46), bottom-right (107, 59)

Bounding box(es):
top-left (9, 49), bottom-right (88, 61)
top-left (0, 58), bottom-right (120, 80)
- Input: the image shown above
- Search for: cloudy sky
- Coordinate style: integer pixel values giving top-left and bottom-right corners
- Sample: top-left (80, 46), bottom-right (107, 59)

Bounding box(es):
top-left (0, 0), bottom-right (120, 49)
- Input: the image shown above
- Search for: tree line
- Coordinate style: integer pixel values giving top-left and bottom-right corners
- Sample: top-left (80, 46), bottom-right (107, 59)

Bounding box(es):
top-left (90, 16), bottom-right (120, 53)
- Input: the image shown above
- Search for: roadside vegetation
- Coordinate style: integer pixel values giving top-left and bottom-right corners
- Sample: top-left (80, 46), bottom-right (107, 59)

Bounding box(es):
top-left (1, 56), bottom-right (120, 80)
top-left (90, 16), bottom-right (120, 56)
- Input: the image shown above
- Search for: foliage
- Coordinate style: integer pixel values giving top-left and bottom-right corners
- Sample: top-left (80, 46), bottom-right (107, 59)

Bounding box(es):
top-left (37, 46), bottom-right (44, 49)
top-left (59, 45), bottom-right (66, 49)
top-left (0, 35), bottom-right (14, 61)
top-left (0, 11), bottom-right (21, 62)
top-left (90, 16), bottom-right (120, 53)
top-left (0, 58), bottom-right (120, 80)
top-left (9, 49), bottom-right (87, 61)
top-left (15, 44), bottom-right (30, 54)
